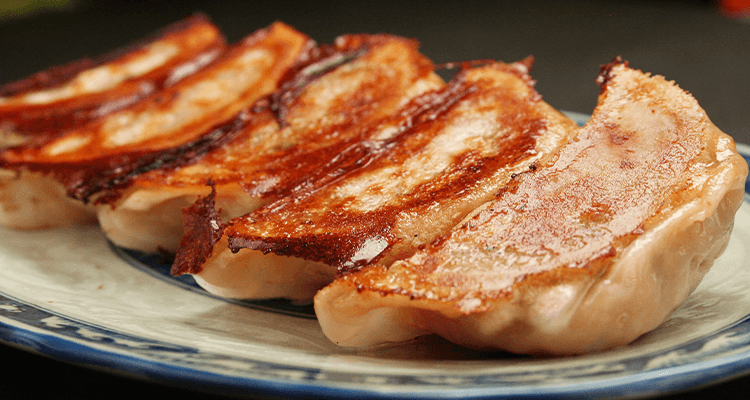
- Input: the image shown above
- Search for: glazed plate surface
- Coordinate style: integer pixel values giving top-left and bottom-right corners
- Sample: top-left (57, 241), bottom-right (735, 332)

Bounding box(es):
top-left (1, 113), bottom-right (749, 399)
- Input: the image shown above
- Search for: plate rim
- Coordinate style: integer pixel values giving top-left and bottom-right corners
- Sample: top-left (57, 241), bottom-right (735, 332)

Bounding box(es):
top-left (1, 111), bottom-right (749, 399)
top-left (4, 286), bottom-right (750, 399)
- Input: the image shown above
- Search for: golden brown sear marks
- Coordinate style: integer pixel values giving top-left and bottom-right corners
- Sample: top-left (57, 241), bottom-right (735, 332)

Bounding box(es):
top-left (0, 14), bottom-right (225, 146)
top-left (140, 33), bottom-right (443, 198)
top-left (2, 22), bottom-right (311, 165)
top-left (0, 22), bottom-right (313, 203)
top-left (313, 60), bottom-right (747, 355)
top-left (224, 60), bottom-right (578, 273)
top-left (347, 60), bottom-right (715, 307)
top-left (170, 34), bottom-right (445, 275)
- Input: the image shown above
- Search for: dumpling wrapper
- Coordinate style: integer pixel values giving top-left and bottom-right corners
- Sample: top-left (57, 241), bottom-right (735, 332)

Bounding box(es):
top-left (314, 60), bottom-right (748, 355)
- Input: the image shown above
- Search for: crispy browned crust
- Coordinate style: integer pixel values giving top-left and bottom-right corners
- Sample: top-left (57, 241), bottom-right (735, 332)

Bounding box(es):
top-left (168, 34), bottom-right (443, 275)
top-left (0, 58), bottom-right (97, 98)
top-left (4, 114), bottom-right (251, 204)
top-left (1, 14), bottom-right (215, 96)
top-left (55, 35), bottom-right (375, 204)
top-left (171, 181), bottom-right (224, 276)
top-left (0, 22), bottom-right (315, 204)
top-left (314, 61), bottom-right (748, 354)
top-left (3, 22), bottom-right (311, 161)
top-left (596, 55), bottom-right (626, 92)
top-left (339, 61), bottom-right (743, 311)
top-left (225, 61), bottom-right (576, 272)
top-left (226, 78), bottom-right (479, 268)
top-left (259, 35), bottom-right (379, 128)
top-left (0, 14), bottom-right (225, 142)
top-left (136, 34), bottom-right (439, 198)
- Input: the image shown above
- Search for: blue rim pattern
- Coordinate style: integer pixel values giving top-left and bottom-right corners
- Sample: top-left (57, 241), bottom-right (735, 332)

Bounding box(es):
top-left (3, 285), bottom-right (750, 399)
top-left (1, 112), bottom-right (749, 399)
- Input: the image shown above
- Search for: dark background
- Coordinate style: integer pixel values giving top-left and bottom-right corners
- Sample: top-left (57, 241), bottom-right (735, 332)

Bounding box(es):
top-left (1, 1), bottom-right (749, 399)
top-left (1, 0), bottom-right (748, 143)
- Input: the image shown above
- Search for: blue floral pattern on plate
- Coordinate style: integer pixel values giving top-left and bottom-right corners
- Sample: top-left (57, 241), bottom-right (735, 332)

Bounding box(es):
top-left (0, 112), bottom-right (748, 399)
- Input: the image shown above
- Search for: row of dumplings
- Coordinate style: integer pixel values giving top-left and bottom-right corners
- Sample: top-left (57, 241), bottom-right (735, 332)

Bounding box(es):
top-left (0, 15), bottom-right (745, 355)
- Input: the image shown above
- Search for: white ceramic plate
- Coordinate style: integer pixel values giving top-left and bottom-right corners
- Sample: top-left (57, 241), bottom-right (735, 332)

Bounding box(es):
top-left (1, 114), bottom-right (749, 399)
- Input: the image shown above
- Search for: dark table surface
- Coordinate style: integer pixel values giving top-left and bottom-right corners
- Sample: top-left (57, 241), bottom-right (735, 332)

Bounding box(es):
top-left (0, 1), bottom-right (748, 399)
